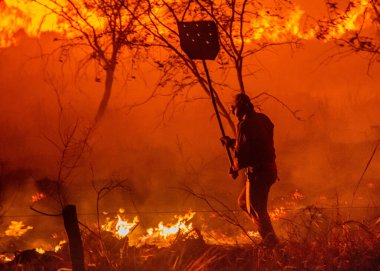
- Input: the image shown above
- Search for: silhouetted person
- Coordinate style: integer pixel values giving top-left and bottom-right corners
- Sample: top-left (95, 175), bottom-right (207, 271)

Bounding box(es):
top-left (221, 93), bottom-right (278, 246)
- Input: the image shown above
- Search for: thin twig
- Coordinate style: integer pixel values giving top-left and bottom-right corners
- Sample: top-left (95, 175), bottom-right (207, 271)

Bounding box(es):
top-left (351, 139), bottom-right (380, 207)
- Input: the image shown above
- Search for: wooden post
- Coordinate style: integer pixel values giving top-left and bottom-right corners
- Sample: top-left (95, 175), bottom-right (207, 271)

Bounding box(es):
top-left (62, 205), bottom-right (85, 271)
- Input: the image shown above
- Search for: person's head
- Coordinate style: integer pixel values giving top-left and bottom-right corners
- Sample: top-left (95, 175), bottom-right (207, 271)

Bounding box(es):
top-left (230, 93), bottom-right (254, 120)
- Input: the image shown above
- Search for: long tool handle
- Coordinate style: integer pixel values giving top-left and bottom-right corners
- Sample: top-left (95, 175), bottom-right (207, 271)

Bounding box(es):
top-left (202, 60), bottom-right (234, 166)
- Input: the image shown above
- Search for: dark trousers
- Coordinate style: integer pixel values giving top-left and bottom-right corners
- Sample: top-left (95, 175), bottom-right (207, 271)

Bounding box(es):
top-left (238, 167), bottom-right (277, 244)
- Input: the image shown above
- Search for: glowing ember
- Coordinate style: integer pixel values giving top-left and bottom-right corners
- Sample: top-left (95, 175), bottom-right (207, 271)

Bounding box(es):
top-left (31, 192), bottom-right (45, 202)
top-left (144, 210), bottom-right (195, 241)
top-left (0, 254), bottom-right (14, 263)
top-left (269, 189), bottom-right (306, 220)
top-left (35, 248), bottom-right (45, 254)
top-left (269, 207), bottom-right (287, 221)
top-left (5, 221), bottom-right (33, 237)
top-left (119, 208), bottom-right (125, 213)
top-left (367, 182), bottom-right (374, 189)
top-left (248, 230), bottom-right (261, 239)
top-left (54, 240), bottom-right (67, 252)
top-left (102, 215), bottom-right (139, 240)
top-left (293, 189), bottom-right (304, 200)
top-left (202, 229), bottom-right (254, 245)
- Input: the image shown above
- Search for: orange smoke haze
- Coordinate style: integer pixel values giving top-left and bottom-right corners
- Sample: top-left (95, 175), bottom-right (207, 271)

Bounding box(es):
top-left (0, 0), bottom-right (379, 251)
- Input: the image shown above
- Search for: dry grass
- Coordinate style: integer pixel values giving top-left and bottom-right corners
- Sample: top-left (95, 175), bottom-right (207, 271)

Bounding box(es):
top-left (1, 206), bottom-right (379, 271)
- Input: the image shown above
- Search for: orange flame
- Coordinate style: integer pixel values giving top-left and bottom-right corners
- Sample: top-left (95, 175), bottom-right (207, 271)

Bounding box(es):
top-left (0, 254), bottom-right (14, 263)
top-left (0, 0), bottom-right (68, 47)
top-left (31, 192), bottom-right (45, 202)
top-left (102, 214), bottom-right (139, 240)
top-left (35, 247), bottom-right (46, 254)
top-left (249, 0), bottom-right (375, 42)
top-left (143, 210), bottom-right (195, 241)
top-left (32, 239), bottom-right (66, 254)
top-left (269, 207), bottom-right (287, 221)
top-left (248, 5), bottom-right (315, 42)
top-left (269, 189), bottom-right (305, 221)
top-left (5, 221), bottom-right (33, 237)
top-left (0, 0), bottom-right (106, 47)
top-left (293, 189), bottom-right (304, 200)
top-left (54, 240), bottom-right (67, 252)
top-left (321, 0), bottom-right (372, 41)
top-left (0, 0), bottom-right (376, 48)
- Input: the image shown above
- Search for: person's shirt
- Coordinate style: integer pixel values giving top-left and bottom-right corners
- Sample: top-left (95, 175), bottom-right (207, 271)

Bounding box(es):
top-left (234, 111), bottom-right (276, 170)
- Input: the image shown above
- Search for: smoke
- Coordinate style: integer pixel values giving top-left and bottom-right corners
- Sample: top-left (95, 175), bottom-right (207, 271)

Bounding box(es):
top-left (251, 41), bottom-right (380, 206)
top-left (1, 5), bottom-right (380, 250)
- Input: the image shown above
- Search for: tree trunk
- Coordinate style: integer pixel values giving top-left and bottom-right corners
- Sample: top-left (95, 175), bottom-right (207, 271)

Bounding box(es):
top-left (95, 66), bottom-right (115, 122)
top-left (62, 205), bottom-right (85, 271)
top-left (236, 57), bottom-right (245, 94)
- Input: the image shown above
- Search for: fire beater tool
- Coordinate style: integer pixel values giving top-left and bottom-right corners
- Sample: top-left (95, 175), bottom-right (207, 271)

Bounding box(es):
top-left (177, 21), bottom-right (235, 175)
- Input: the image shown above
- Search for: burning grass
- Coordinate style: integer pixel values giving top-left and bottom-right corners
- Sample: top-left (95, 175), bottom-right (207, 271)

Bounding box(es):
top-left (1, 206), bottom-right (379, 271)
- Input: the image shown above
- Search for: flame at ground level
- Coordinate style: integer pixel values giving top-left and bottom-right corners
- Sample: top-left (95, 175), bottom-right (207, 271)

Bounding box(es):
top-left (0, 254), bottom-right (14, 263)
top-left (100, 210), bottom-right (196, 244)
top-left (102, 214), bottom-right (139, 240)
top-left (143, 210), bottom-right (196, 241)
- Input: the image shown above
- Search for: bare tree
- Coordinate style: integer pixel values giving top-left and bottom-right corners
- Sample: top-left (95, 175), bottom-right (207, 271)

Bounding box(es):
top-left (123, 0), bottom-right (300, 133)
top-left (28, 70), bottom-right (95, 271)
top-left (318, 0), bottom-right (380, 69)
top-left (33, 0), bottom-right (146, 122)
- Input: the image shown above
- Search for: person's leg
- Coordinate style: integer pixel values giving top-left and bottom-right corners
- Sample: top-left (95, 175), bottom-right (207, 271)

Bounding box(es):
top-left (250, 171), bottom-right (278, 245)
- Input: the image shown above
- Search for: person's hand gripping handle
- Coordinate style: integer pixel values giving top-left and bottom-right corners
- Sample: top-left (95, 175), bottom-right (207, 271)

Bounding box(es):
top-left (220, 136), bottom-right (238, 180)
